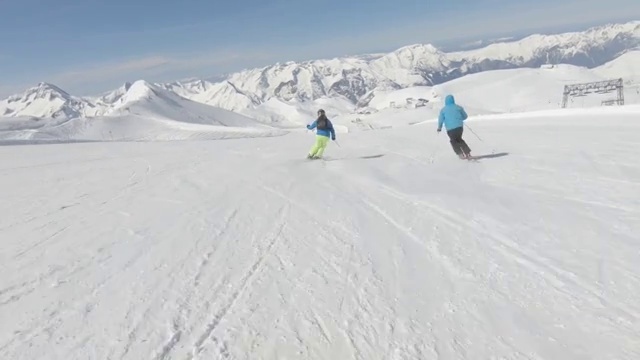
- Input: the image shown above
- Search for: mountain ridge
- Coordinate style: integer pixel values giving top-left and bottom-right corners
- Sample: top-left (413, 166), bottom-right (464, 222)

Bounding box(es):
top-left (1, 20), bottom-right (638, 121)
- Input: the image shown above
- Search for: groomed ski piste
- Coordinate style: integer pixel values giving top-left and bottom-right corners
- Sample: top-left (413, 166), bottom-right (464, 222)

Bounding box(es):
top-left (1, 100), bottom-right (639, 359)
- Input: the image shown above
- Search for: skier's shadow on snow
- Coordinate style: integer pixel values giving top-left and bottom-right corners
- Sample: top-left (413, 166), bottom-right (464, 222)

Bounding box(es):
top-left (472, 152), bottom-right (509, 160)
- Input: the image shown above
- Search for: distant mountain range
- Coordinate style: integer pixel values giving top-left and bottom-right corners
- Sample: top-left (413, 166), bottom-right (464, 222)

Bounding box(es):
top-left (1, 21), bottom-right (638, 121)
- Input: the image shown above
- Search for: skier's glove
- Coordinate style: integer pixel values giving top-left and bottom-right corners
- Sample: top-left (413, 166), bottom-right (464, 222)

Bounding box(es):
top-left (331, 136), bottom-right (336, 141)
top-left (437, 128), bottom-right (441, 133)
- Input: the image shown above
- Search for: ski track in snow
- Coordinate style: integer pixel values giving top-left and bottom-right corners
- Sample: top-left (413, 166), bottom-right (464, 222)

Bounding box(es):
top-left (1, 113), bottom-right (640, 359)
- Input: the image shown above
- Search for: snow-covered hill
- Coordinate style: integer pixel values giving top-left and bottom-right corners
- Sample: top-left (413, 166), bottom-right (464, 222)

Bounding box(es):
top-left (2, 105), bottom-right (639, 359)
top-left (0, 81), bottom-right (284, 142)
top-left (354, 50), bottom-right (640, 122)
top-left (448, 50), bottom-right (640, 112)
top-left (594, 48), bottom-right (640, 83)
top-left (102, 80), bottom-right (268, 127)
top-left (159, 80), bottom-right (259, 113)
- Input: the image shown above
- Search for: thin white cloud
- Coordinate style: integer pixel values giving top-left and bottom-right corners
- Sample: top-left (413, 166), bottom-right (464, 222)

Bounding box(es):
top-left (47, 56), bottom-right (172, 84)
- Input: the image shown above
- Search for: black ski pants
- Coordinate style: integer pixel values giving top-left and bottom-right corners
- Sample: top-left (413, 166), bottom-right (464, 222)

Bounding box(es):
top-left (447, 127), bottom-right (471, 156)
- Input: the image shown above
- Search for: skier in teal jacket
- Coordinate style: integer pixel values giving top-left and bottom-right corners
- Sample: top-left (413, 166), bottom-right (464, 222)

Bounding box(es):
top-left (438, 95), bottom-right (472, 159)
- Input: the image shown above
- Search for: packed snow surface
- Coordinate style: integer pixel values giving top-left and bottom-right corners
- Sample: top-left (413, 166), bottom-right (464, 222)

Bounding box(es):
top-left (1, 107), bottom-right (639, 359)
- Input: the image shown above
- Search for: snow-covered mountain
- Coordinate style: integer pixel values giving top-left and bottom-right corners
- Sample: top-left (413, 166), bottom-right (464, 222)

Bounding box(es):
top-left (167, 21), bottom-right (638, 113)
top-left (159, 79), bottom-right (260, 113)
top-left (104, 80), bottom-right (274, 129)
top-left (451, 22), bottom-right (640, 68)
top-left (0, 83), bottom-right (97, 119)
top-left (1, 20), bottom-right (638, 124)
top-left (0, 80), bottom-right (284, 142)
top-left (0, 82), bottom-right (136, 119)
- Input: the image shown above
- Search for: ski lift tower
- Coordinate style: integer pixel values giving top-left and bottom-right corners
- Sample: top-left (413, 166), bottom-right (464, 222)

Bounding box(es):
top-left (561, 78), bottom-right (624, 108)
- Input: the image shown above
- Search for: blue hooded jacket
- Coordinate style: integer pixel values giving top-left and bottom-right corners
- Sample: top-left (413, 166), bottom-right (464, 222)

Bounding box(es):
top-left (438, 95), bottom-right (468, 131)
top-left (307, 118), bottom-right (336, 139)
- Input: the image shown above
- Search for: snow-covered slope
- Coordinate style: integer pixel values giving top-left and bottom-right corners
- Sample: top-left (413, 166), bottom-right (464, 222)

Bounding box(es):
top-left (365, 86), bottom-right (437, 110)
top-left (93, 81), bottom-right (133, 107)
top-left (159, 79), bottom-right (259, 113)
top-left (358, 50), bottom-right (640, 120)
top-left (436, 51), bottom-right (640, 113)
top-left (1, 106), bottom-right (639, 359)
top-left (0, 81), bottom-right (285, 142)
top-left (242, 96), bottom-right (356, 128)
top-left (433, 65), bottom-right (601, 113)
top-left (369, 44), bottom-right (453, 85)
top-left (104, 80), bottom-right (266, 127)
top-left (594, 49), bottom-right (640, 84)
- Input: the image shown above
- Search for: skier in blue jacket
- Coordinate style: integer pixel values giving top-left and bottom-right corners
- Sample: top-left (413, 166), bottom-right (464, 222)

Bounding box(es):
top-left (437, 94), bottom-right (472, 159)
top-left (306, 109), bottom-right (336, 159)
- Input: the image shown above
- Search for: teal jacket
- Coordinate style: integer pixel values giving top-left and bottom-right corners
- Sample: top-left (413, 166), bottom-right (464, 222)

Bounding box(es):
top-left (438, 95), bottom-right (468, 131)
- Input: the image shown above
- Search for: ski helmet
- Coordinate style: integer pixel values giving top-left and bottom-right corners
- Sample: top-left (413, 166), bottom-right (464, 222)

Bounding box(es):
top-left (317, 109), bottom-right (325, 116)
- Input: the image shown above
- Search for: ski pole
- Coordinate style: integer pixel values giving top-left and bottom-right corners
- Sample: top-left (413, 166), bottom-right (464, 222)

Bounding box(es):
top-left (465, 123), bottom-right (497, 154)
top-left (465, 124), bottom-right (483, 142)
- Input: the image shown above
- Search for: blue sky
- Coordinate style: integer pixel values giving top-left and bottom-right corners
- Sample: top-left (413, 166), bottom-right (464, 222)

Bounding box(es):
top-left (0, 0), bottom-right (638, 97)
